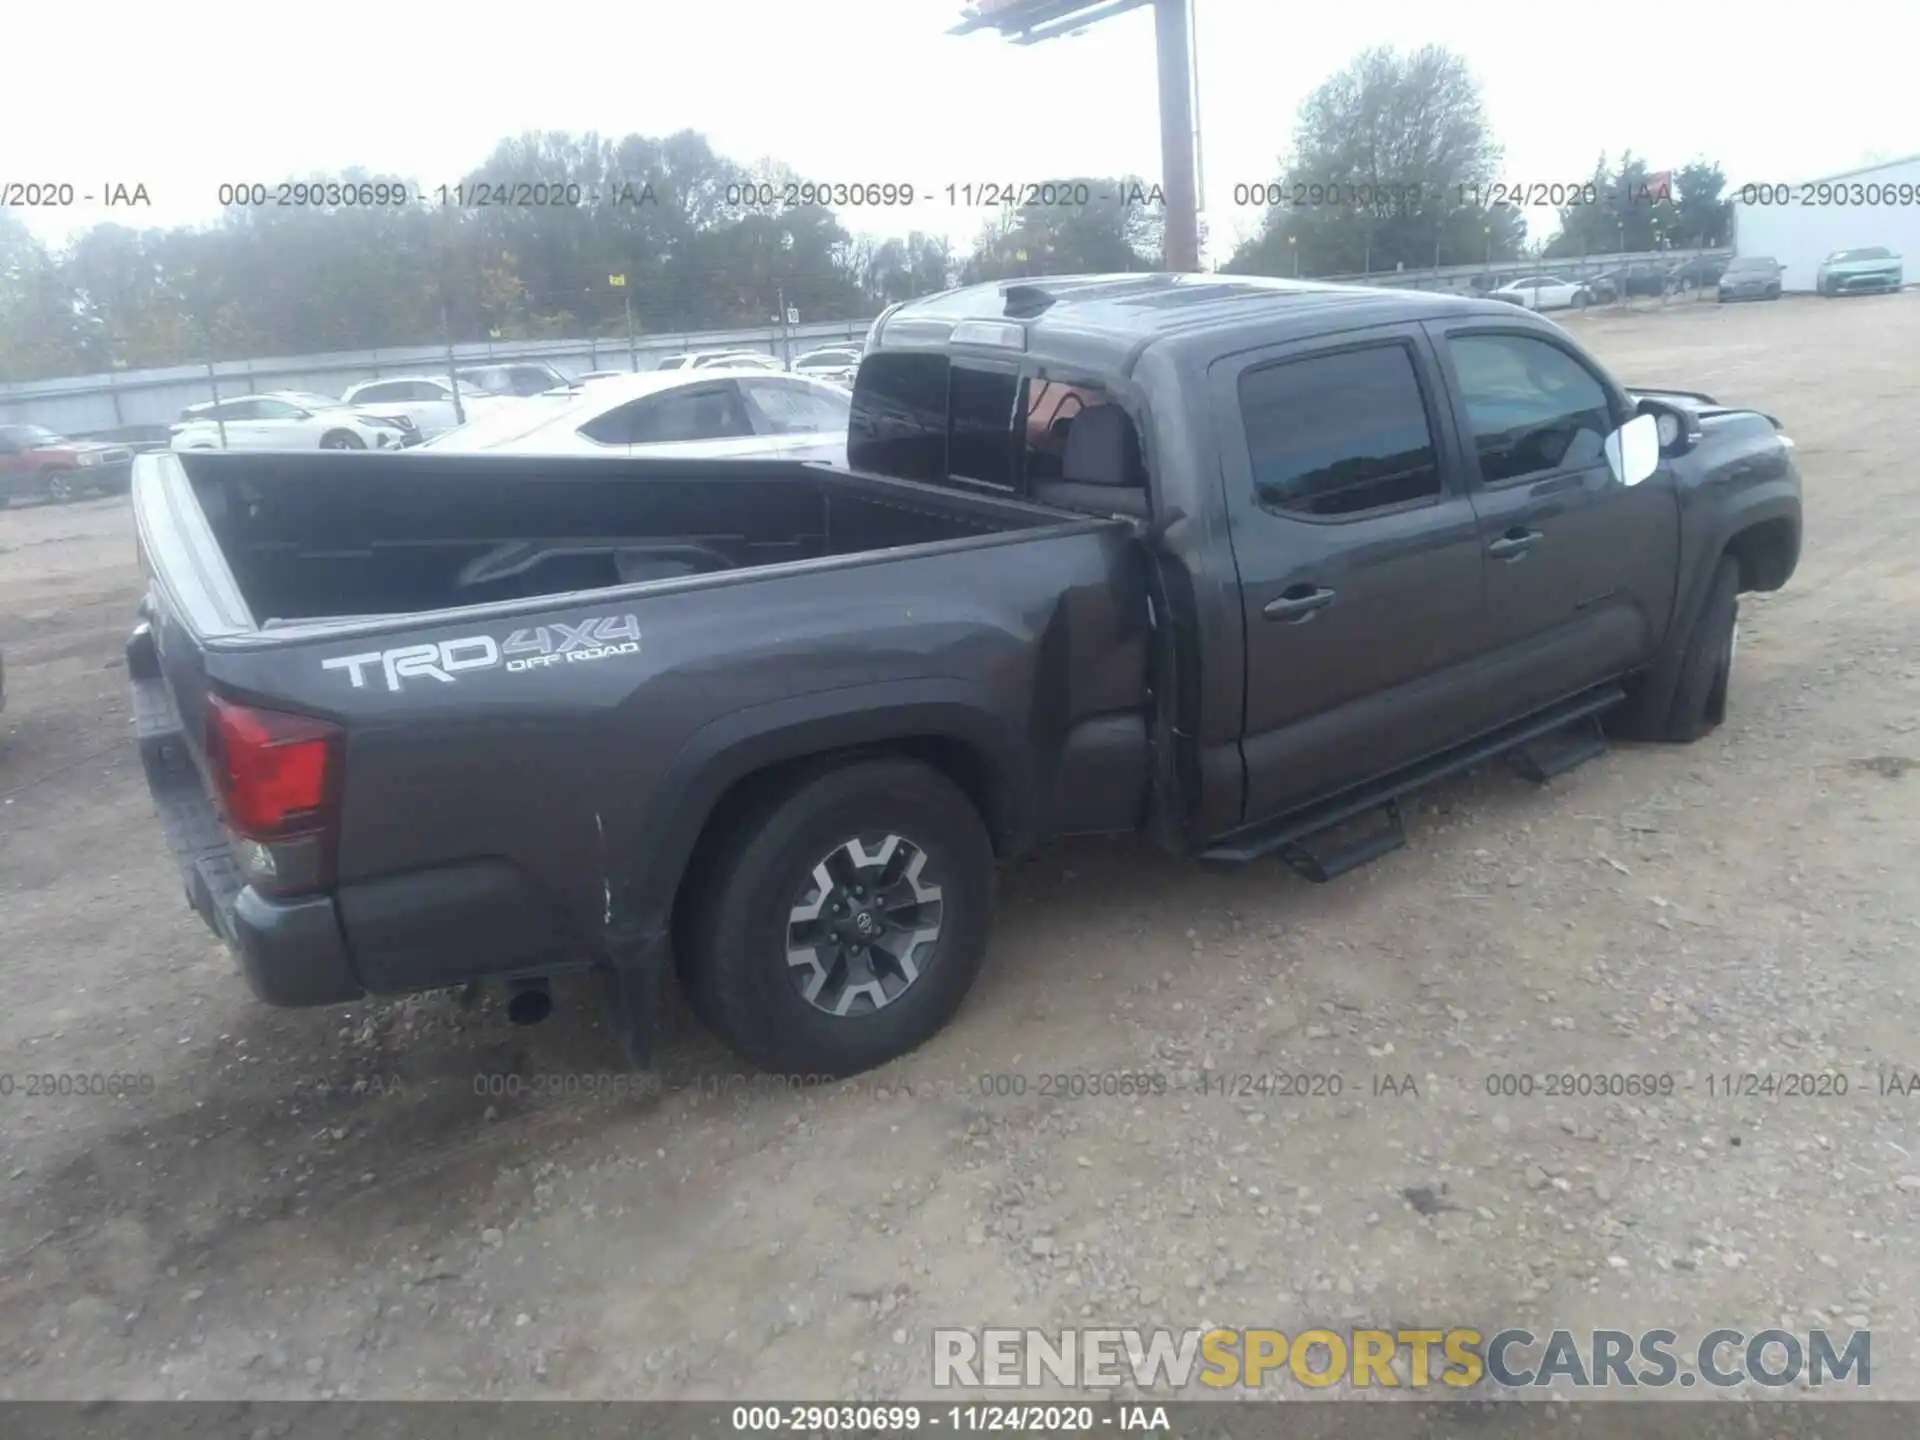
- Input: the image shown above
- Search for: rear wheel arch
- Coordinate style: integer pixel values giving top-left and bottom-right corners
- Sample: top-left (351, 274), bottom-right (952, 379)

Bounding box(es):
top-left (633, 694), bottom-right (1034, 943)
top-left (675, 755), bottom-right (997, 1075)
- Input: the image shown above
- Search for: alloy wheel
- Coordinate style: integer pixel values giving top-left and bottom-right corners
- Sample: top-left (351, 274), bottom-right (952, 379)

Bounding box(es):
top-left (785, 833), bottom-right (944, 1017)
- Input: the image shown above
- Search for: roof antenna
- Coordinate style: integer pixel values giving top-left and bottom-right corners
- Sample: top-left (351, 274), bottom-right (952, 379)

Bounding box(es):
top-left (1002, 285), bottom-right (1055, 319)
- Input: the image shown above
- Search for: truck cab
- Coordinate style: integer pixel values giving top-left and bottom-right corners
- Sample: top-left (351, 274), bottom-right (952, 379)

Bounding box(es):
top-left (856, 273), bottom-right (1798, 850)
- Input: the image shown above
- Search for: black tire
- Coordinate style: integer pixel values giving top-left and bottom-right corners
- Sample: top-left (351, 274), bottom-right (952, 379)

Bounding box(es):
top-left (1766, 285), bottom-right (1780, 300)
top-left (320, 431), bottom-right (366, 450)
top-left (1606, 556), bottom-right (1741, 744)
top-left (677, 758), bottom-right (995, 1077)
top-left (1661, 557), bottom-right (1742, 742)
top-left (41, 468), bottom-right (77, 502)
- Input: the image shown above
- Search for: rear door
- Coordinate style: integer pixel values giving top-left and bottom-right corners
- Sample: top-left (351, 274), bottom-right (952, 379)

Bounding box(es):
top-left (1425, 320), bottom-right (1679, 712)
top-left (217, 399), bottom-right (276, 449)
top-left (1209, 325), bottom-right (1491, 821)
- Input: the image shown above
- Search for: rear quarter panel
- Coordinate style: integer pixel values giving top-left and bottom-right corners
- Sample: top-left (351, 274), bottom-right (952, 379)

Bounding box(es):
top-left (213, 525), bottom-right (1151, 955)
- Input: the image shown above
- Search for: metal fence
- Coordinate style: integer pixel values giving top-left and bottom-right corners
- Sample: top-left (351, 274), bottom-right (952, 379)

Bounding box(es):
top-left (0, 319), bottom-right (877, 441)
top-left (0, 246), bottom-right (1731, 441)
top-left (1318, 246), bottom-right (1731, 294)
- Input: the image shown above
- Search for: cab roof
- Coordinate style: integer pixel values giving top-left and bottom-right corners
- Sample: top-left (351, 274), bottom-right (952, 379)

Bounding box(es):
top-left (870, 272), bottom-right (1522, 371)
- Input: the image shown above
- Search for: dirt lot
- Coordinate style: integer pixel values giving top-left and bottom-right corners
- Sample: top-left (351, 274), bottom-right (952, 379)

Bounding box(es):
top-left (2, 291), bottom-right (1919, 1404)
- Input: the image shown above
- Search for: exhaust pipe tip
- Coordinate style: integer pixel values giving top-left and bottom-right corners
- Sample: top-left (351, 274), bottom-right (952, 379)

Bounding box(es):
top-left (506, 981), bottom-right (552, 1027)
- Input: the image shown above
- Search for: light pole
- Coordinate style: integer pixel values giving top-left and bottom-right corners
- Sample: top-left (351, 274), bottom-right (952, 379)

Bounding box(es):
top-left (953, 0), bottom-right (1201, 271)
top-left (1152, 0), bottom-right (1200, 271)
top-left (609, 273), bottom-right (634, 371)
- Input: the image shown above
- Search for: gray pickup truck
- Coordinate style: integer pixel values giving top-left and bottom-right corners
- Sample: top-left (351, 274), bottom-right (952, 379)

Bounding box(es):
top-left (127, 273), bottom-right (1803, 1077)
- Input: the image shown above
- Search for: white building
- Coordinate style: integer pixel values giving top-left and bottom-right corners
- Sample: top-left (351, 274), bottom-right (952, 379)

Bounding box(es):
top-left (1730, 154), bottom-right (1920, 292)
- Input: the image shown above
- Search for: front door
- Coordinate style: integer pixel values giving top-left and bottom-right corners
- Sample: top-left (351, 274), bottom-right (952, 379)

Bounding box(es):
top-left (737, 378), bottom-right (854, 465)
top-left (1210, 326), bottom-right (1490, 822)
top-left (1424, 321), bottom-right (1680, 717)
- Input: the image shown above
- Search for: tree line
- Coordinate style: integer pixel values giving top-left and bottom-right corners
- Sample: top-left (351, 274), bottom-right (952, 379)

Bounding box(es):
top-left (0, 45), bottom-right (1734, 384)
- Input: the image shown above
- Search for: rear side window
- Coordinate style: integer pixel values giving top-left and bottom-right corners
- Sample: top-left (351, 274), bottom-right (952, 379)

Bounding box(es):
top-left (1239, 345), bottom-right (1442, 519)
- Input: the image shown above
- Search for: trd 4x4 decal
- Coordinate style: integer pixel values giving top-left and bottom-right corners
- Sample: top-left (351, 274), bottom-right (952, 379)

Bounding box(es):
top-left (322, 615), bottom-right (641, 692)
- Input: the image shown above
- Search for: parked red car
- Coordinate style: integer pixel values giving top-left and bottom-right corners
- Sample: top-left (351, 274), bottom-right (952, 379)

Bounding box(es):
top-left (0, 424), bottom-right (134, 505)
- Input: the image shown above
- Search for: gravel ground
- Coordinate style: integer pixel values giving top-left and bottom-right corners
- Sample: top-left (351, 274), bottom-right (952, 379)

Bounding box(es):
top-left (2, 290), bottom-right (1918, 1404)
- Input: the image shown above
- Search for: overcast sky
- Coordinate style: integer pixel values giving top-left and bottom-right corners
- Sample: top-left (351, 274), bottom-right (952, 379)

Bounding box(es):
top-left (5, 0), bottom-right (1909, 262)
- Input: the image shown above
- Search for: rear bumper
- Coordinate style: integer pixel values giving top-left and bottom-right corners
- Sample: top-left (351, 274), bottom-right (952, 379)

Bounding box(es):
top-left (228, 888), bottom-right (363, 1006)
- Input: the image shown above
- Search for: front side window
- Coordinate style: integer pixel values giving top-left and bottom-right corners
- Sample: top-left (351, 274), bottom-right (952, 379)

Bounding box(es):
top-left (251, 399), bottom-right (305, 421)
top-left (1239, 344), bottom-right (1443, 519)
top-left (1446, 333), bottom-right (1614, 486)
top-left (581, 385), bottom-right (753, 445)
top-left (739, 380), bottom-right (850, 435)
top-left (349, 383), bottom-right (399, 404)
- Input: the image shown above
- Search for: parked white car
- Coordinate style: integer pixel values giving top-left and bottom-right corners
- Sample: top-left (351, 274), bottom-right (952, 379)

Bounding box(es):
top-left (339, 375), bottom-right (512, 439)
top-left (791, 346), bottom-right (862, 387)
top-left (1488, 276), bottom-right (1593, 312)
top-left (654, 351), bottom-right (786, 373)
top-left (422, 370), bottom-right (851, 465)
top-left (170, 391), bottom-right (416, 451)
top-left (455, 361), bottom-right (575, 397)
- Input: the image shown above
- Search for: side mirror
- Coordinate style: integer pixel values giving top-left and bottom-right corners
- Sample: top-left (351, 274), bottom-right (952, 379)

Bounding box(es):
top-left (1605, 412), bottom-right (1661, 488)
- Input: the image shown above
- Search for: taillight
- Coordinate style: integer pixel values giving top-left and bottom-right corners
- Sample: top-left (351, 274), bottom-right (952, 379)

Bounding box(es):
top-left (205, 695), bottom-right (342, 894)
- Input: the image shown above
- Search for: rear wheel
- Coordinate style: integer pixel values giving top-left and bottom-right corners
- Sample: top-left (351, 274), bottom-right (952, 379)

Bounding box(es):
top-left (320, 431), bottom-right (366, 450)
top-left (677, 759), bottom-right (995, 1077)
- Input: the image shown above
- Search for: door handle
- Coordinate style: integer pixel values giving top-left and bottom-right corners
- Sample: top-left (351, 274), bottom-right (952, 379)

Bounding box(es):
top-left (1487, 528), bottom-right (1543, 560)
top-left (1264, 585), bottom-right (1336, 622)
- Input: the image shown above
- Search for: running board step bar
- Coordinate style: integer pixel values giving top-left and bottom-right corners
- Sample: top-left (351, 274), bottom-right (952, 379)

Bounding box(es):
top-left (1200, 682), bottom-right (1627, 871)
top-left (1507, 714), bottom-right (1609, 786)
top-left (1277, 800), bottom-right (1405, 884)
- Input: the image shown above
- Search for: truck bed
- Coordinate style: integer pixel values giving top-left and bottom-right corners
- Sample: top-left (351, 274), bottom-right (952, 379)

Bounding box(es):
top-left (156, 450), bottom-right (1064, 628)
top-left (130, 447), bottom-right (1155, 1013)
